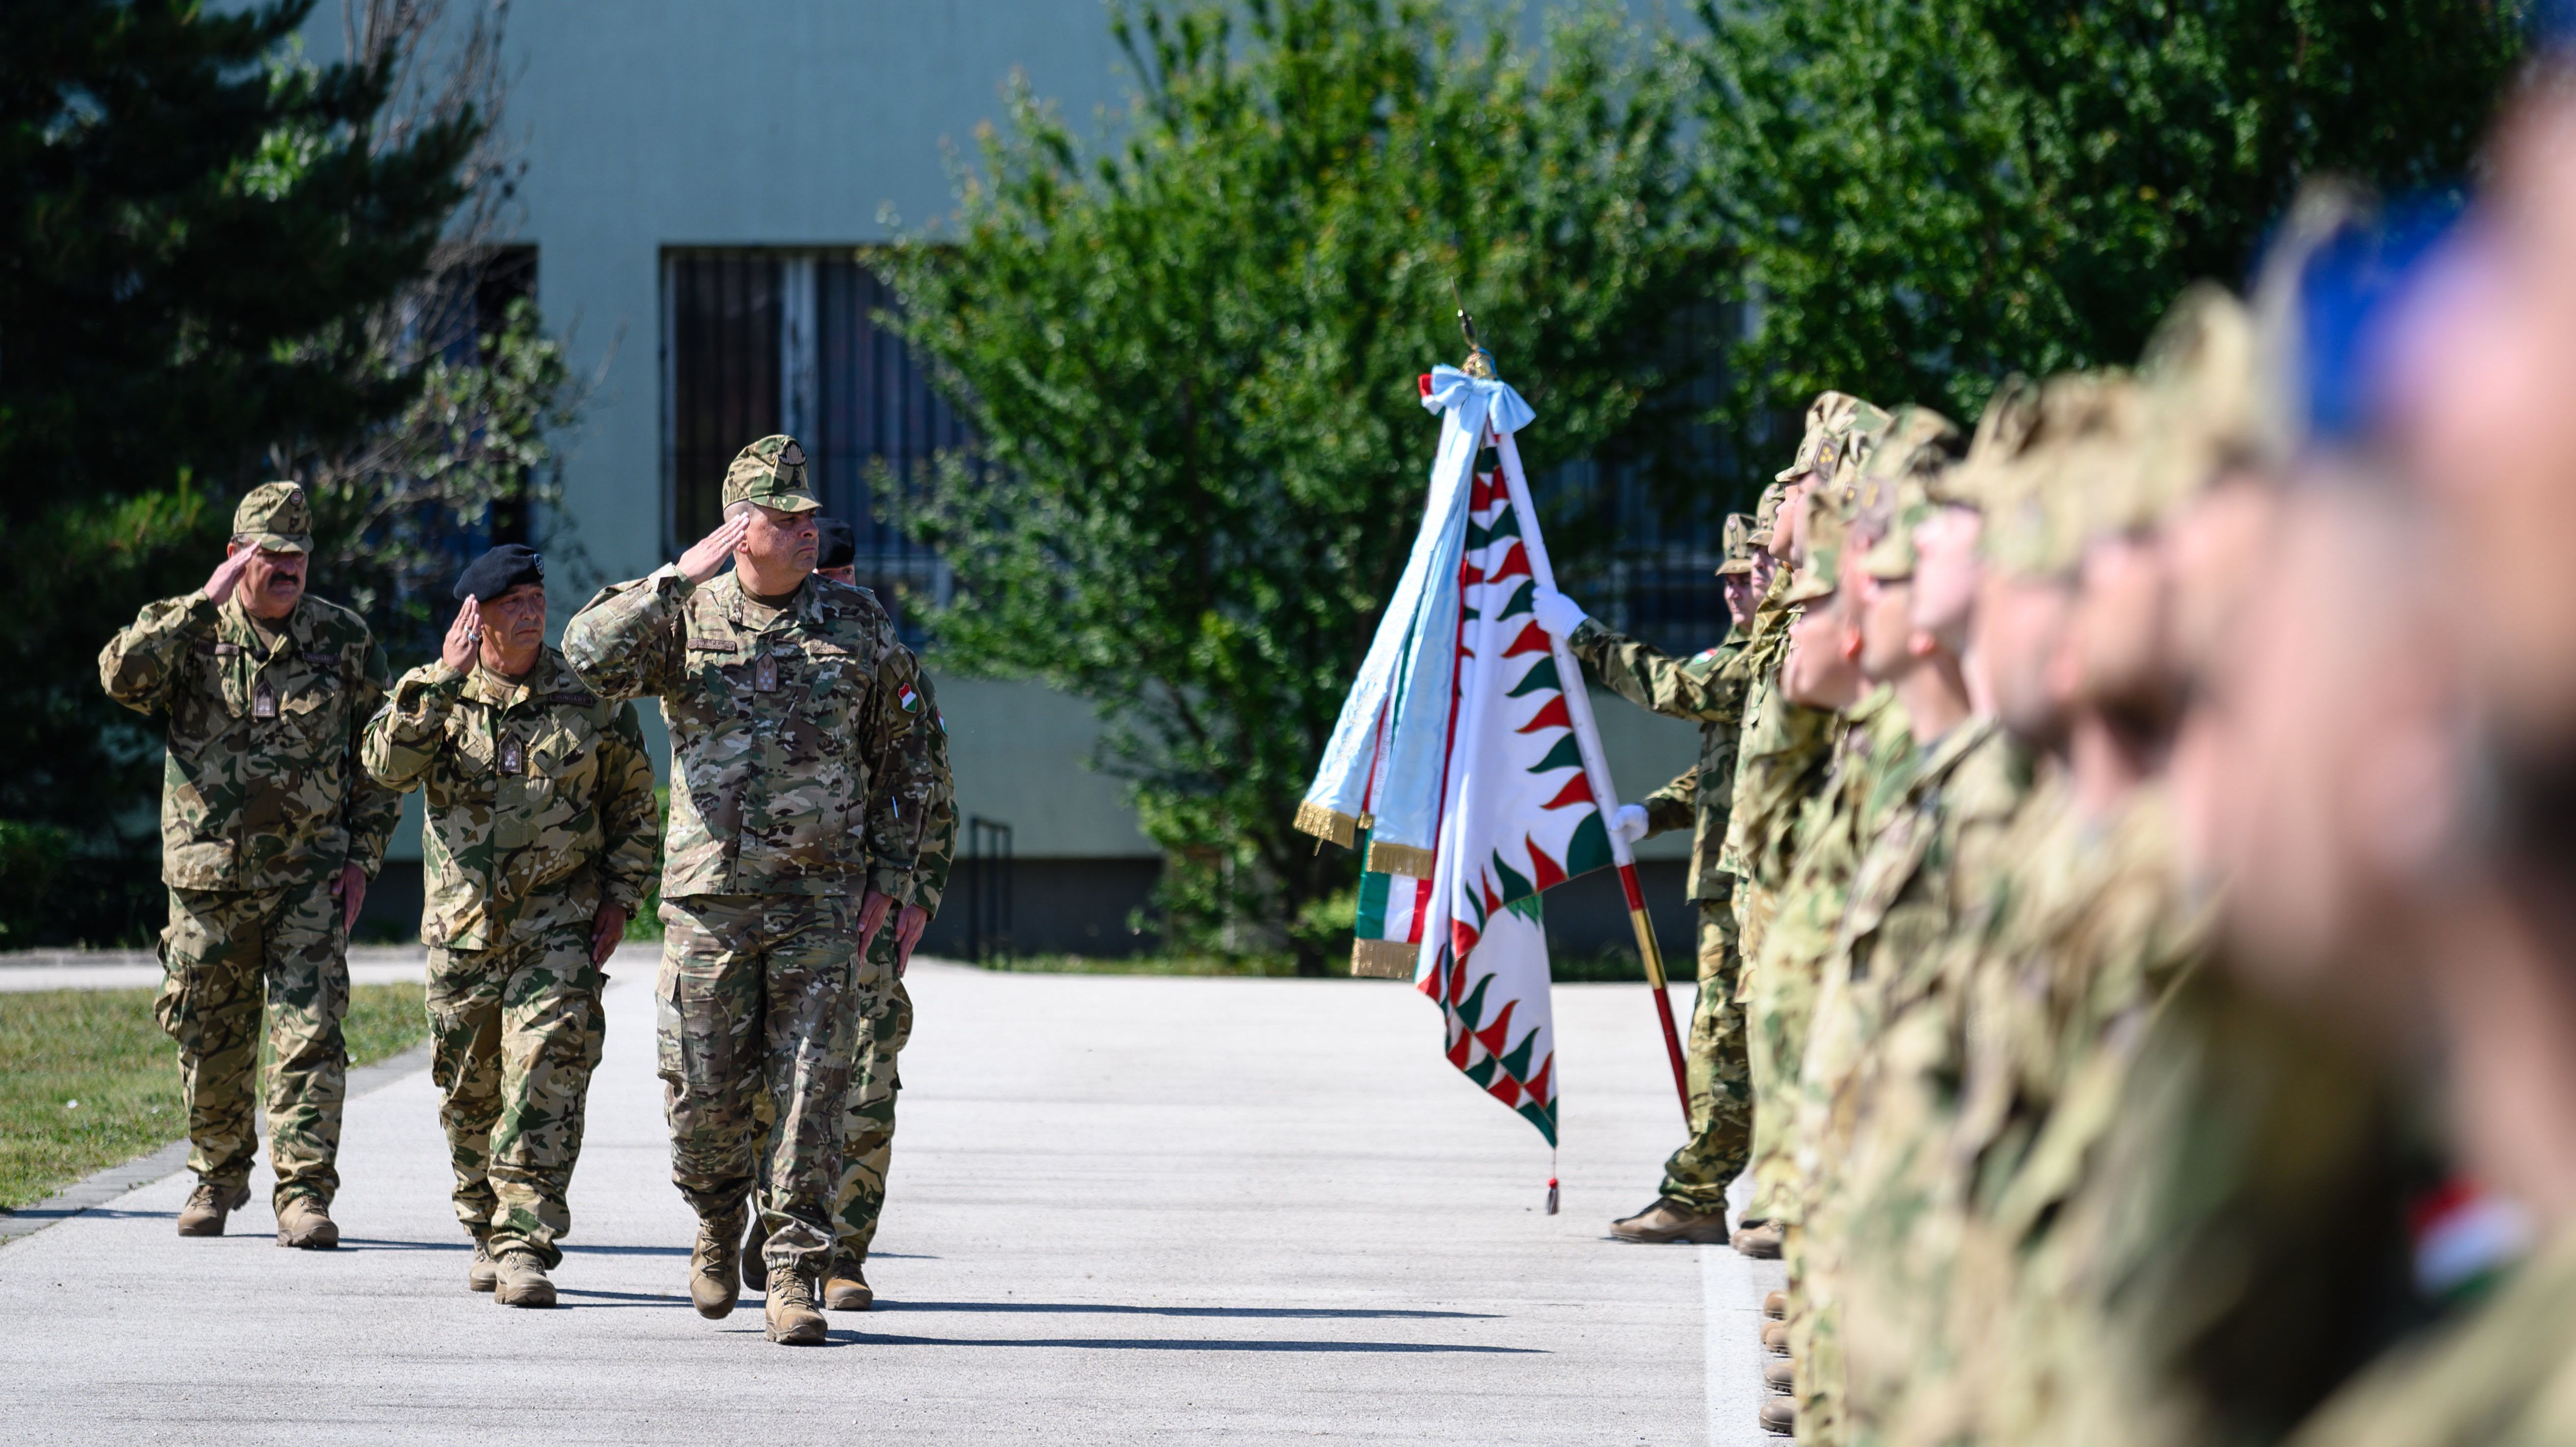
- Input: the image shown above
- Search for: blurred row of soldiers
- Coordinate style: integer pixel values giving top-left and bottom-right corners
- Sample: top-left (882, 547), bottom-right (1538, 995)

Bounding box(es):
top-left (1535, 65), bottom-right (2576, 1446)
top-left (98, 435), bottom-right (952, 1345)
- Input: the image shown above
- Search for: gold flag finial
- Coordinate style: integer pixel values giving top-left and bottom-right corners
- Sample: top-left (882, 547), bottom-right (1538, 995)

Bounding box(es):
top-left (1453, 282), bottom-right (1497, 379)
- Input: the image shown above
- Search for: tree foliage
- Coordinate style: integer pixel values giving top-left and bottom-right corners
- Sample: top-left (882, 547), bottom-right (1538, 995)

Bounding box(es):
top-left (1693, 0), bottom-right (2531, 424)
top-left (884, 0), bottom-right (1718, 968)
top-left (0, 0), bottom-right (574, 943)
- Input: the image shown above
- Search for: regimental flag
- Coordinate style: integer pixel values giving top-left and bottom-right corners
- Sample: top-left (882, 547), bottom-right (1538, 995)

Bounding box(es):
top-left (1300, 364), bottom-right (1626, 1147)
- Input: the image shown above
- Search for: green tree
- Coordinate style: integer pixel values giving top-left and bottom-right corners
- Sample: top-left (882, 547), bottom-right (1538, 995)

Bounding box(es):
top-left (0, 0), bottom-right (560, 943)
top-left (884, 0), bottom-right (1718, 970)
top-left (1693, 0), bottom-right (2529, 426)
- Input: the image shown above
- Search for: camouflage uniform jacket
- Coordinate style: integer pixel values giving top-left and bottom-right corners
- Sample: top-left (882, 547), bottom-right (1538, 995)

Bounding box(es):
top-left (1838, 719), bottom-right (2032, 1018)
top-left (1722, 627), bottom-right (1837, 890)
top-left (563, 569), bottom-right (932, 902)
top-left (1567, 620), bottom-right (1748, 901)
top-left (899, 672), bottom-right (957, 913)
top-left (99, 591), bottom-right (400, 891)
top-left (361, 646), bottom-right (663, 950)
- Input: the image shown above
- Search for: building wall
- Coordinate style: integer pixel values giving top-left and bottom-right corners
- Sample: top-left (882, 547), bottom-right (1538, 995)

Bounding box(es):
top-left (327, 1), bottom-right (1726, 960)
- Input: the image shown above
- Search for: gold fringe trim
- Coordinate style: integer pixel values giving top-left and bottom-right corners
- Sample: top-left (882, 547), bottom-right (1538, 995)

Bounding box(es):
top-left (1294, 801), bottom-right (1359, 848)
top-left (1365, 840), bottom-right (1436, 878)
top-left (1350, 938), bottom-right (1421, 980)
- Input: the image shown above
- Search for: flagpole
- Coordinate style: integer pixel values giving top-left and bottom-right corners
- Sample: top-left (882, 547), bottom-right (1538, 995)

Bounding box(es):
top-left (1490, 427), bottom-right (1693, 1126)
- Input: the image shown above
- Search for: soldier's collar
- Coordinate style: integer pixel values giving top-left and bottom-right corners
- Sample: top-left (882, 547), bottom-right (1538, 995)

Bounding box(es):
top-left (1909, 714), bottom-right (1996, 790)
top-left (221, 594), bottom-right (303, 656)
top-left (468, 648), bottom-right (564, 708)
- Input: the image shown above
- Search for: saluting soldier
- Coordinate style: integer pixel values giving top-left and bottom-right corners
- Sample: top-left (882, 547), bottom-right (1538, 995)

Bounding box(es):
top-left (360, 544), bottom-right (662, 1307)
top-left (563, 436), bottom-right (935, 1346)
top-left (98, 482), bottom-right (401, 1249)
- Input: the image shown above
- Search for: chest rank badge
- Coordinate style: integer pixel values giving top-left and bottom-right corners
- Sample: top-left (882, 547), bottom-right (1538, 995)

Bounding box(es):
top-left (753, 652), bottom-right (779, 693)
top-left (499, 733), bottom-right (524, 775)
top-left (252, 679), bottom-right (278, 720)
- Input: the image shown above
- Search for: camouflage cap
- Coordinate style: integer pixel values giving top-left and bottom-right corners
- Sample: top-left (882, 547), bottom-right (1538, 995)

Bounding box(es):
top-left (1777, 390), bottom-right (1871, 482)
top-left (1823, 400), bottom-right (1900, 523)
top-left (1934, 374), bottom-right (2042, 511)
top-left (1717, 513), bottom-right (1758, 576)
top-left (232, 481), bottom-right (312, 554)
top-left (721, 435), bottom-right (820, 514)
top-left (1980, 372), bottom-right (2146, 578)
top-left (2124, 284), bottom-right (2263, 530)
top-left (1781, 506), bottom-right (1847, 604)
top-left (1750, 483), bottom-right (1787, 545)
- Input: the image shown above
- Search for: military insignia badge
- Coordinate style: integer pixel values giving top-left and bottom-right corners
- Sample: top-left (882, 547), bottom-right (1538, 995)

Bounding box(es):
top-left (779, 440), bottom-right (806, 469)
top-left (252, 680), bottom-right (278, 719)
top-left (499, 733), bottom-right (524, 775)
top-left (754, 653), bottom-right (779, 693)
top-left (898, 683), bottom-right (920, 713)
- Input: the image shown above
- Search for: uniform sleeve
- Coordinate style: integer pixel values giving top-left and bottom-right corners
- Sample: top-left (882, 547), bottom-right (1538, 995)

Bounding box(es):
top-left (561, 566), bottom-right (689, 703)
top-left (1566, 618), bottom-right (1740, 723)
top-left (341, 633), bottom-right (403, 880)
top-left (98, 593), bottom-right (220, 715)
top-left (361, 662), bottom-right (467, 792)
top-left (858, 642), bottom-right (932, 902)
top-left (905, 692), bottom-right (957, 916)
top-left (1640, 765), bottom-right (1698, 839)
top-left (593, 702), bottom-right (664, 914)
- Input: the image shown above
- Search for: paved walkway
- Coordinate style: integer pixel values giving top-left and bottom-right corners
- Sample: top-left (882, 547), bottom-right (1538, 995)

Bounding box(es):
top-left (0, 961), bottom-right (1772, 1444)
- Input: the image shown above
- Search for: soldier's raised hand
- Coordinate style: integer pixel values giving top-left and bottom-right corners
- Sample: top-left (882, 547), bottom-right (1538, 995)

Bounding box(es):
top-left (1532, 586), bottom-right (1590, 639)
top-left (677, 514), bottom-right (752, 585)
top-left (201, 545), bottom-right (258, 605)
top-left (441, 597), bottom-right (482, 674)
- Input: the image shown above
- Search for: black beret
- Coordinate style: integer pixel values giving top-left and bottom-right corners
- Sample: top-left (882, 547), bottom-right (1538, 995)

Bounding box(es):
top-left (815, 516), bottom-right (857, 571)
top-left (454, 544), bottom-right (545, 603)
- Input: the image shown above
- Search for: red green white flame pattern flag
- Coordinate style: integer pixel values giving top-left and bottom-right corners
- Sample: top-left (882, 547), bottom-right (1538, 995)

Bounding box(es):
top-left (1412, 450), bottom-right (1618, 1147)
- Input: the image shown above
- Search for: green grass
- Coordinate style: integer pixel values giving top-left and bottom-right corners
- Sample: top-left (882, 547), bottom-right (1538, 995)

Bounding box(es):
top-left (0, 981), bottom-right (427, 1212)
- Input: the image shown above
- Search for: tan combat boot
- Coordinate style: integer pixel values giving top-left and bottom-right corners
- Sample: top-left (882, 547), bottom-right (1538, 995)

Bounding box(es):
top-left (1763, 1289), bottom-right (1788, 1320)
top-left (741, 1209), bottom-right (769, 1292)
top-left (467, 1233), bottom-right (498, 1292)
top-left (1762, 1321), bottom-right (1791, 1355)
top-left (1760, 1398), bottom-right (1797, 1435)
top-left (824, 1260), bottom-right (873, 1312)
top-left (1764, 1357), bottom-right (1796, 1394)
top-left (689, 1216), bottom-right (743, 1320)
top-left (493, 1250), bottom-right (557, 1308)
top-left (1607, 1197), bottom-right (1731, 1245)
top-left (274, 1196), bottom-right (339, 1250)
top-left (1734, 1220), bottom-right (1785, 1259)
top-left (763, 1267), bottom-right (827, 1345)
top-left (176, 1179), bottom-right (249, 1237)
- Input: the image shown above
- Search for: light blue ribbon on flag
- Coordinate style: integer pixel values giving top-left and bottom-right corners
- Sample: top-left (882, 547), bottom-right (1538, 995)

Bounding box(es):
top-left (1299, 365), bottom-right (1535, 854)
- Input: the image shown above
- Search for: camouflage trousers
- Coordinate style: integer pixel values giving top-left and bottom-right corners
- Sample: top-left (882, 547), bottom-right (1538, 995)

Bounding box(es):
top-left (1657, 896), bottom-right (1753, 1213)
top-left (1735, 883), bottom-right (1815, 1225)
top-left (155, 874), bottom-right (348, 1208)
top-left (657, 892), bottom-right (881, 1278)
top-left (426, 905), bottom-right (608, 1270)
top-left (830, 968), bottom-right (912, 1271)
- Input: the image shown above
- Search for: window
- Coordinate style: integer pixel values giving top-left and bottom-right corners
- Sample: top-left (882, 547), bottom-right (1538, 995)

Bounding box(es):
top-left (664, 248), bottom-right (956, 640)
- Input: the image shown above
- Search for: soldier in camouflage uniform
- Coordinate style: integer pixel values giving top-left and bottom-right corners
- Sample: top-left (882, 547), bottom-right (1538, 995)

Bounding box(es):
top-left (823, 670), bottom-right (955, 1311)
top-left (564, 435), bottom-right (935, 1346)
top-left (98, 482), bottom-right (401, 1249)
top-left (1735, 397), bottom-right (1891, 1264)
top-left (1533, 515), bottom-right (1766, 1245)
top-left (361, 544), bottom-right (662, 1307)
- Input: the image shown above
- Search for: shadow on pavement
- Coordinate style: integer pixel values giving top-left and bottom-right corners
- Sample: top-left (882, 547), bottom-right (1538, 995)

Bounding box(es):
top-left (876, 1301), bottom-right (1499, 1321)
top-left (836, 1332), bottom-right (1544, 1353)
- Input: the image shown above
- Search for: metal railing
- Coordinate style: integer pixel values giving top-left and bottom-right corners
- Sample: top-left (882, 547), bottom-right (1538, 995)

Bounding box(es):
top-left (964, 816), bottom-right (1014, 964)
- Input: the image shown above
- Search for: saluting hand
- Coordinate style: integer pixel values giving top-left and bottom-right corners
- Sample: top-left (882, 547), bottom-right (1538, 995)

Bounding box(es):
top-left (678, 515), bottom-right (752, 585)
top-left (440, 597), bottom-right (482, 673)
top-left (202, 547), bottom-right (257, 605)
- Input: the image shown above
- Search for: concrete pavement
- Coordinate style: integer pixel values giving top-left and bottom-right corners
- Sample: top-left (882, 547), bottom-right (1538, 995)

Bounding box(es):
top-left (0, 961), bottom-right (1773, 1444)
